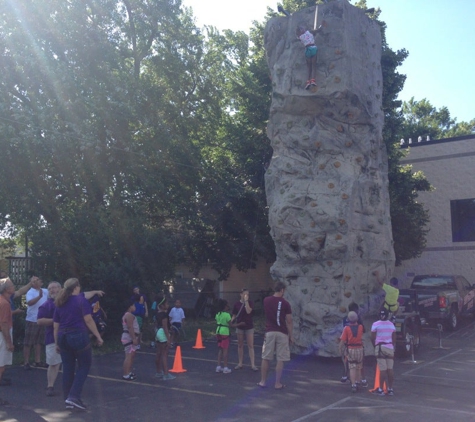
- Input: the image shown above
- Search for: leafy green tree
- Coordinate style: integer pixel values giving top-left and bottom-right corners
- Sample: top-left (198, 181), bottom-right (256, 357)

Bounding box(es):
top-left (0, 0), bottom-right (278, 303)
top-left (401, 98), bottom-right (475, 141)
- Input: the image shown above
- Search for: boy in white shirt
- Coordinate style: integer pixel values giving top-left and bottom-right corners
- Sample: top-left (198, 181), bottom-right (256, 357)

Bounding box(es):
top-left (168, 300), bottom-right (185, 347)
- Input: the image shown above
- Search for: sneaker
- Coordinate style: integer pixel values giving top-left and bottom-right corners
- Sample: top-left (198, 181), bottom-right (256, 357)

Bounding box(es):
top-left (222, 367), bottom-right (232, 374)
top-left (305, 80), bottom-right (311, 90)
top-left (24, 363), bottom-right (31, 371)
top-left (216, 366), bottom-right (223, 373)
top-left (360, 379), bottom-right (368, 388)
top-left (340, 376), bottom-right (348, 383)
top-left (65, 397), bottom-right (87, 410)
top-left (122, 373), bottom-right (136, 381)
top-left (351, 384), bottom-right (357, 393)
top-left (310, 79), bottom-right (317, 86)
top-left (154, 371), bottom-right (164, 378)
top-left (46, 387), bottom-right (56, 397)
top-left (162, 373), bottom-right (176, 380)
top-left (387, 388), bottom-right (394, 396)
top-left (372, 388), bottom-right (386, 396)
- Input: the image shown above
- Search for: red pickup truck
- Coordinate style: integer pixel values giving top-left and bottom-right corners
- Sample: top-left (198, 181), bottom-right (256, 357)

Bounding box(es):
top-left (409, 275), bottom-right (475, 331)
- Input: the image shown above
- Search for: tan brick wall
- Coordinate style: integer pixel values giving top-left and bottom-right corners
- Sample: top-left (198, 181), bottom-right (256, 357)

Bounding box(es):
top-left (174, 258), bottom-right (274, 304)
top-left (395, 136), bottom-right (475, 286)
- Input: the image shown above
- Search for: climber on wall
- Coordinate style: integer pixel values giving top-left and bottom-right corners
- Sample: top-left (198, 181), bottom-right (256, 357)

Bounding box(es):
top-left (296, 23), bottom-right (323, 90)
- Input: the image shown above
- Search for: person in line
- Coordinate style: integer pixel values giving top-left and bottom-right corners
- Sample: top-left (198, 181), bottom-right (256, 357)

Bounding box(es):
top-left (131, 286), bottom-right (148, 347)
top-left (258, 281), bottom-right (293, 390)
top-left (168, 299), bottom-right (185, 348)
top-left (371, 308), bottom-right (396, 396)
top-left (0, 276), bottom-right (34, 404)
top-left (38, 282), bottom-right (104, 397)
top-left (231, 289), bottom-right (258, 371)
top-left (121, 300), bottom-right (140, 380)
top-left (374, 270), bottom-right (400, 318)
top-left (215, 299), bottom-right (232, 374)
top-left (154, 296), bottom-right (175, 380)
top-left (340, 311), bottom-right (365, 393)
top-left (24, 275), bottom-right (48, 369)
top-left (0, 271), bottom-right (24, 318)
top-left (53, 278), bottom-right (104, 410)
top-left (340, 302), bottom-right (367, 386)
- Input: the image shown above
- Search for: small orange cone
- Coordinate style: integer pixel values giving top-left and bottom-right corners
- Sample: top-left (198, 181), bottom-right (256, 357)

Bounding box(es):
top-left (192, 329), bottom-right (206, 349)
top-left (369, 364), bottom-right (387, 392)
top-left (169, 345), bottom-right (187, 373)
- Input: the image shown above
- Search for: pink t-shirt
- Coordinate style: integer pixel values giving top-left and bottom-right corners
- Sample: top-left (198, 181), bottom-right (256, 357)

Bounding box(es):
top-left (371, 320), bottom-right (395, 349)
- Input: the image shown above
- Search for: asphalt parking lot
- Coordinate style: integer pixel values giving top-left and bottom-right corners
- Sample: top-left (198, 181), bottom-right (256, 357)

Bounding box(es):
top-left (2, 320), bottom-right (475, 422)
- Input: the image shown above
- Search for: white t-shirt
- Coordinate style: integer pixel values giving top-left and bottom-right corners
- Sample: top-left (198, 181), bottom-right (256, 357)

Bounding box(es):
top-left (299, 31), bottom-right (315, 47)
top-left (169, 307), bottom-right (185, 324)
top-left (25, 288), bottom-right (48, 322)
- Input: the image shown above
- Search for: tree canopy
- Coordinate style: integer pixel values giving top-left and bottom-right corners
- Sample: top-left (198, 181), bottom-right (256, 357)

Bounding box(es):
top-left (1, 0), bottom-right (474, 304)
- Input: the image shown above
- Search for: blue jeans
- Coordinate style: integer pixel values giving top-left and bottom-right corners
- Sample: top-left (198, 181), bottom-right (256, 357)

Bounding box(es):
top-left (58, 331), bottom-right (92, 401)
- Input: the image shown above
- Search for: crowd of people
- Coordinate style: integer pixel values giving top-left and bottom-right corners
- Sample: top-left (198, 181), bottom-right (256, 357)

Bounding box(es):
top-left (0, 270), bottom-right (399, 410)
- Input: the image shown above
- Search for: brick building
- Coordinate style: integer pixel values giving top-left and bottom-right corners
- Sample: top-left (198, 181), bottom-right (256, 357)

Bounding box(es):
top-left (394, 134), bottom-right (475, 286)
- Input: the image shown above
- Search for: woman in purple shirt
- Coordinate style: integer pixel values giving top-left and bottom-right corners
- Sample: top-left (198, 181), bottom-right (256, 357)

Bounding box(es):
top-left (53, 278), bottom-right (103, 410)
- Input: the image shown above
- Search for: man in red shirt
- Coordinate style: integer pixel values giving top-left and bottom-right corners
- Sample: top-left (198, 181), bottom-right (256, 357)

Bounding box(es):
top-left (257, 281), bottom-right (293, 390)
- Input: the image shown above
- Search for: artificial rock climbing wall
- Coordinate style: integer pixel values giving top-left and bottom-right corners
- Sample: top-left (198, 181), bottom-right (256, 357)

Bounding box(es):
top-left (264, 1), bottom-right (395, 356)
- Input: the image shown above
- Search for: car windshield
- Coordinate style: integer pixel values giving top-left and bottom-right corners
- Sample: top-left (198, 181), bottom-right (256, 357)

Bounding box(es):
top-left (412, 276), bottom-right (455, 289)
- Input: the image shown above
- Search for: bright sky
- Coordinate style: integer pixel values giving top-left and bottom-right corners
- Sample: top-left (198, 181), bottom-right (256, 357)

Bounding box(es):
top-left (183, 0), bottom-right (475, 123)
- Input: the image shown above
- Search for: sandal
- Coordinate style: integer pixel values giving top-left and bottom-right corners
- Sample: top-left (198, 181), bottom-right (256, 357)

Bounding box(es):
top-left (234, 365), bottom-right (243, 370)
top-left (251, 367), bottom-right (259, 372)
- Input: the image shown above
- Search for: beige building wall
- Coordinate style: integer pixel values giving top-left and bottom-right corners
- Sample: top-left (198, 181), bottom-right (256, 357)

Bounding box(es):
top-left (394, 134), bottom-right (475, 287)
top-left (175, 258), bottom-right (274, 304)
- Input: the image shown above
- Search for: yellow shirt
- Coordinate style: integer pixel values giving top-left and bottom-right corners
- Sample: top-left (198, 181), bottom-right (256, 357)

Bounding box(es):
top-left (382, 284), bottom-right (399, 312)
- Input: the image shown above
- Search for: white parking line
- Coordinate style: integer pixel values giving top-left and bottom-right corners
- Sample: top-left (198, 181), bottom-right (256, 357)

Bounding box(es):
top-left (291, 394), bottom-right (475, 422)
top-left (290, 397), bottom-right (352, 422)
top-left (401, 348), bottom-right (462, 376)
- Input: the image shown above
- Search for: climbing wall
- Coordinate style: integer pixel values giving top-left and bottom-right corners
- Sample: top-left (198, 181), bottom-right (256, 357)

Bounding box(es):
top-left (264, 0), bottom-right (394, 356)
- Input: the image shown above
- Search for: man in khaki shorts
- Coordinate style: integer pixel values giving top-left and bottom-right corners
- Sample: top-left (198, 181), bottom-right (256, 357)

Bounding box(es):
top-left (257, 281), bottom-right (293, 390)
top-left (37, 282), bottom-right (63, 396)
top-left (371, 308), bottom-right (396, 396)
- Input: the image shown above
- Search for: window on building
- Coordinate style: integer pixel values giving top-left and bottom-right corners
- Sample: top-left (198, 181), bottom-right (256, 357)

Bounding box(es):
top-left (451, 198), bottom-right (475, 242)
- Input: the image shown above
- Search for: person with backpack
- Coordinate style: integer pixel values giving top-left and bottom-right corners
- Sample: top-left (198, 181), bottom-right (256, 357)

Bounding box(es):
top-left (339, 311), bottom-right (364, 393)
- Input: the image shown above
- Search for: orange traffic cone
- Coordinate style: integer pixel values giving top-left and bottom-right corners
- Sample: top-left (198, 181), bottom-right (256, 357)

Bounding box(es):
top-left (192, 329), bottom-right (206, 349)
top-left (169, 345), bottom-right (187, 373)
top-left (369, 364), bottom-right (387, 393)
